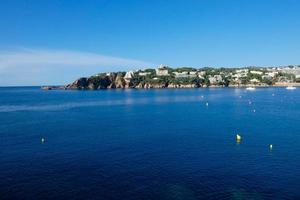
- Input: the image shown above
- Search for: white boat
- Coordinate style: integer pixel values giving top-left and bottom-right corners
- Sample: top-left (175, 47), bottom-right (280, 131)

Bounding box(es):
top-left (246, 87), bottom-right (256, 90)
top-left (286, 86), bottom-right (296, 90)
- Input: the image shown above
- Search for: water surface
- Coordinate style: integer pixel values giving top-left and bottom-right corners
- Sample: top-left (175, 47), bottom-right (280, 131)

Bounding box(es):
top-left (0, 87), bottom-right (299, 199)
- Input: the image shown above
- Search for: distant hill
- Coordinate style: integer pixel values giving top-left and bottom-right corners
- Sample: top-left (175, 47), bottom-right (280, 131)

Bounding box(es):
top-left (42, 65), bottom-right (300, 90)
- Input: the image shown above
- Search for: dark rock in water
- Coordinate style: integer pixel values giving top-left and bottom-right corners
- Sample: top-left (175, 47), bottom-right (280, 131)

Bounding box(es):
top-left (41, 86), bottom-right (53, 90)
top-left (41, 86), bottom-right (65, 90)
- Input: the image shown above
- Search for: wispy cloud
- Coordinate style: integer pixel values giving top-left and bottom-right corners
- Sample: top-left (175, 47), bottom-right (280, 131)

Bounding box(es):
top-left (0, 48), bottom-right (154, 86)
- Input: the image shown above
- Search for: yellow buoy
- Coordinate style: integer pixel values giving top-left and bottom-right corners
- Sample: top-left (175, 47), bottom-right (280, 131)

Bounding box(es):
top-left (236, 134), bottom-right (241, 141)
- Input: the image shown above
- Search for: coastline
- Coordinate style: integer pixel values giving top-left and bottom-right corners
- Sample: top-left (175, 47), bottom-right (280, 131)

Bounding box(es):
top-left (41, 66), bottom-right (300, 90)
top-left (41, 83), bottom-right (300, 90)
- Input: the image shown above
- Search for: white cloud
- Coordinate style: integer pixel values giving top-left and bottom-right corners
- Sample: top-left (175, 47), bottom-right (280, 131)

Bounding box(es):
top-left (0, 48), bottom-right (154, 86)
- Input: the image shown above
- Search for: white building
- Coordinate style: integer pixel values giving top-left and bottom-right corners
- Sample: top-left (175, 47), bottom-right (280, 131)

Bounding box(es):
top-left (234, 69), bottom-right (248, 78)
top-left (266, 72), bottom-right (278, 77)
top-left (138, 72), bottom-right (151, 76)
top-left (189, 71), bottom-right (197, 77)
top-left (282, 66), bottom-right (300, 78)
top-left (156, 64), bottom-right (169, 76)
top-left (124, 71), bottom-right (134, 81)
top-left (173, 71), bottom-right (188, 78)
top-left (250, 70), bottom-right (263, 75)
top-left (236, 69), bottom-right (249, 73)
top-left (250, 78), bottom-right (260, 83)
top-left (173, 71), bottom-right (197, 78)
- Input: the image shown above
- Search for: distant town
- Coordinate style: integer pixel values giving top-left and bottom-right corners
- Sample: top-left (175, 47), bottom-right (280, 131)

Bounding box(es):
top-left (43, 65), bottom-right (300, 90)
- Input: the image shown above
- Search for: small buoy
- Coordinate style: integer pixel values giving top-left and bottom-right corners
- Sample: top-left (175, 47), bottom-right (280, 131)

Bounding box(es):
top-left (253, 109), bottom-right (256, 113)
top-left (239, 95), bottom-right (242, 98)
top-left (205, 102), bottom-right (209, 106)
top-left (201, 95), bottom-right (204, 98)
top-left (272, 93), bottom-right (275, 96)
top-left (248, 101), bottom-right (252, 105)
top-left (269, 144), bottom-right (273, 150)
top-left (41, 137), bottom-right (45, 143)
top-left (236, 134), bottom-right (241, 141)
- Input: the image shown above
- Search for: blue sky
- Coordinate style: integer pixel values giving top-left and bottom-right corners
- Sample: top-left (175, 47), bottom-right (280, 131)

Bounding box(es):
top-left (0, 0), bottom-right (300, 86)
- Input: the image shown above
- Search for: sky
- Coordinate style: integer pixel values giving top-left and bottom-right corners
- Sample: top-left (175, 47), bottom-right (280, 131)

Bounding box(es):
top-left (1, 0), bottom-right (300, 86)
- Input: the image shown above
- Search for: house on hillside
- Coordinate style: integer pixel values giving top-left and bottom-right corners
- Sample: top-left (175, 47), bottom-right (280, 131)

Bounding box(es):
top-left (138, 72), bottom-right (151, 76)
top-left (156, 64), bottom-right (169, 76)
top-left (234, 69), bottom-right (248, 78)
top-left (189, 71), bottom-right (197, 77)
top-left (262, 72), bottom-right (278, 79)
top-left (250, 70), bottom-right (263, 75)
top-left (173, 71), bottom-right (188, 78)
top-left (173, 71), bottom-right (197, 78)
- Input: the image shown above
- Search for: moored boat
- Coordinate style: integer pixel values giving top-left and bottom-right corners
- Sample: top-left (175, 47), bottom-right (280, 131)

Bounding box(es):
top-left (286, 86), bottom-right (296, 90)
top-left (246, 87), bottom-right (256, 90)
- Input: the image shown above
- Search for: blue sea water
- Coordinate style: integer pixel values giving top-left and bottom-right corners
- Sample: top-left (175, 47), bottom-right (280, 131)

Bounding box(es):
top-left (0, 87), bottom-right (299, 200)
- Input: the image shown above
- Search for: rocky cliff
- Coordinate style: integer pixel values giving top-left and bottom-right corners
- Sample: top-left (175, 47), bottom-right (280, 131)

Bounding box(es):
top-left (62, 72), bottom-right (202, 90)
top-left (41, 66), bottom-right (299, 90)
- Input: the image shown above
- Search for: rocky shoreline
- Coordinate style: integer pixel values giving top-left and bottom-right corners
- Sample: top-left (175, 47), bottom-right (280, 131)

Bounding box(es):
top-left (42, 80), bottom-right (300, 90)
top-left (41, 66), bottom-right (300, 90)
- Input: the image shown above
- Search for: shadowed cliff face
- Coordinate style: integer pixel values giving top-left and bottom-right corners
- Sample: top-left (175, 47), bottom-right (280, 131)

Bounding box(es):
top-left (66, 73), bottom-right (126, 89)
top-left (65, 74), bottom-right (201, 89)
top-left (67, 77), bottom-right (89, 89)
top-left (64, 71), bottom-right (204, 90)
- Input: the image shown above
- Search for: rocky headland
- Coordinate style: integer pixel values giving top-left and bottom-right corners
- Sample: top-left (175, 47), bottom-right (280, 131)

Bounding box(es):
top-left (42, 65), bottom-right (300, 90)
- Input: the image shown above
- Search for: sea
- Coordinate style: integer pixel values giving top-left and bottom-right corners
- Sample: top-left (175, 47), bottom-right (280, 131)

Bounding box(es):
top-left (0, 87), bottom-right (299, 200)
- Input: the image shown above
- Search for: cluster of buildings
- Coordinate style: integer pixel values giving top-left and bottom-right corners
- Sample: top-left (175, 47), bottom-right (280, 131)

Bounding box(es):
top-left (154, 65), bottom-right (199, 78)
top-left (120, 64), bottom-right (300, 85)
